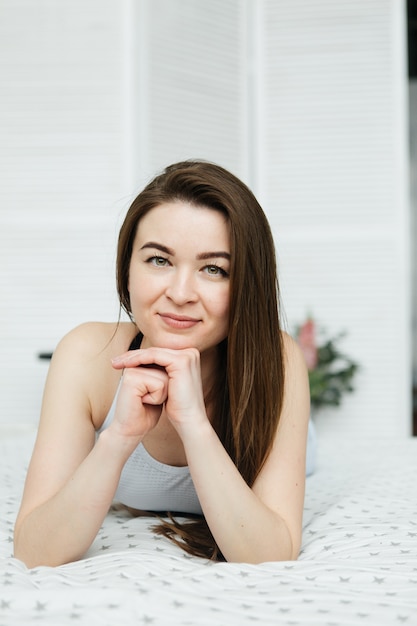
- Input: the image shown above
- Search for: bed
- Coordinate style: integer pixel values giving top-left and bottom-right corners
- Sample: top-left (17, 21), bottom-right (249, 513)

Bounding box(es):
top-left (1, 427), bottom-right (416, 626)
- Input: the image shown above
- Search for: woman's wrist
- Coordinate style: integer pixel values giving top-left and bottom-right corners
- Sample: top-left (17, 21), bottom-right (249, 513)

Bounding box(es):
top-left (97, 426), bottom-right (142, 464)
top-left (177, 416), bottom-right (215, 451)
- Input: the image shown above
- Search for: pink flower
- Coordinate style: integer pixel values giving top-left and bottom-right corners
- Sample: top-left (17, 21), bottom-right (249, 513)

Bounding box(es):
top-left (297, 318), bottom-right (318, 370)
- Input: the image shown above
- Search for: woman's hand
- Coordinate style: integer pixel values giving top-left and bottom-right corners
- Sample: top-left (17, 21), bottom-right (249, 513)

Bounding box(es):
top-left (111, 347), bottom-right (208, 438)
top-left (110, 361), bottom-right (169, 440)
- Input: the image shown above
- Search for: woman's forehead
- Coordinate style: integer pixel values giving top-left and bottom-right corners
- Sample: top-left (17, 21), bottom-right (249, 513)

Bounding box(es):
top-left (135, 202), bottom-right (230, 248)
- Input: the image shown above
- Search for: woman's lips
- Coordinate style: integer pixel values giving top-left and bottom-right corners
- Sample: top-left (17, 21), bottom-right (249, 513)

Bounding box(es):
top-left (158, 313), bottom-right (201, 330)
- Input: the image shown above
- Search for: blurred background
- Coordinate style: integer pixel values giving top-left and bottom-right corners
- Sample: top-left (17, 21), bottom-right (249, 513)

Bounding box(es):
top-left (0, 0), bottom-right (414, 438)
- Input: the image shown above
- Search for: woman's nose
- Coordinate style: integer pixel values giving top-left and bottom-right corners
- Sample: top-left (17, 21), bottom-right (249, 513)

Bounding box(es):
top-left (165, 269), bottom-right (198, 304)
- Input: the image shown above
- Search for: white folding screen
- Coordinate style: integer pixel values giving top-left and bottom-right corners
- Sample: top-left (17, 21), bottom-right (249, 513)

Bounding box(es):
top-left (0, 0), bottom-right (248, 427)
top-left (0, 1), bottom-right (127, 426)
top-left (0, 0), bottom-right (411, 437)
top-left (126, 0), bottom-right (249, 190)
top-left (257, 0), bottom-right (411, 437)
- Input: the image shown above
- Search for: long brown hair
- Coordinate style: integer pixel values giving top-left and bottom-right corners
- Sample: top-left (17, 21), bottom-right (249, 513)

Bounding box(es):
top-left (116, 160), bottom-right (284, 560)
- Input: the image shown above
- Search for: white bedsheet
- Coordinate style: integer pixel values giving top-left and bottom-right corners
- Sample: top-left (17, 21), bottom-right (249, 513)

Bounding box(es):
top-left (1, 429), bottom-right (416, 626)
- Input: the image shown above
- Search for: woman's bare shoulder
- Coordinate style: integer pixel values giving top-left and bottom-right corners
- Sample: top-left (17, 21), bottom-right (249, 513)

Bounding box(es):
top-left (55, 321), bottom-right (137, 361)
top-left (280, 331), bottom-right (307, 368)
top-left (47, 321), bottom-right (138, 429)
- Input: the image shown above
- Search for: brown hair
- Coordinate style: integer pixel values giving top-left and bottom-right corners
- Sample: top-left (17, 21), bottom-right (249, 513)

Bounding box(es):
top-left (117, 160), bottom-right (284, 560)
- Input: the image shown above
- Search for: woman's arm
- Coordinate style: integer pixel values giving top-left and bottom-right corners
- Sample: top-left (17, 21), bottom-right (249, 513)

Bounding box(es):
top-left (14, 427), bottom-right (136, 568)
top-left (14, 322), bottom-right (167, 568)
top-left (183, 335), bottom-right (310, 563)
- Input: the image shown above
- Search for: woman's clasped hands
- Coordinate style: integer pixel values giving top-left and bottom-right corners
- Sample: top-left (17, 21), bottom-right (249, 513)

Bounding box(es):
top-left (111, 347), bottom-right (208, 441)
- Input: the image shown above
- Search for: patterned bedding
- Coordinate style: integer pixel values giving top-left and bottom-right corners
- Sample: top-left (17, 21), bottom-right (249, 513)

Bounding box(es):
top-left (1, 429), bottom-right (416, 626)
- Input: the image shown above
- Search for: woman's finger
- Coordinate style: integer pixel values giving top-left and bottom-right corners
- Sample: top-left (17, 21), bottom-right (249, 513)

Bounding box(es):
top-left (121, 365), bottom-right (168, 404)
top-left (111, 347), bottom-right (200, 372)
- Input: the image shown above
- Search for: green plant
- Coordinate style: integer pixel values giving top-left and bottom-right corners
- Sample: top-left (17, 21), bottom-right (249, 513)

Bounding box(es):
top-left (295, 317), bottom-right (359, 411)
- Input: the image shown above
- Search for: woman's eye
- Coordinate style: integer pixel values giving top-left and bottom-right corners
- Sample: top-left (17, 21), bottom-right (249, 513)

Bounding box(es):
top-left (148, 256), bottom-right (169, 267)
top-left (204, 264), bottom-right (229, 278)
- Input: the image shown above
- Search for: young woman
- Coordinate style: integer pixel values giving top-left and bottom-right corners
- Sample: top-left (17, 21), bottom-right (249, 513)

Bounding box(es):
top-left (14, 160), bottom-right (311, 567)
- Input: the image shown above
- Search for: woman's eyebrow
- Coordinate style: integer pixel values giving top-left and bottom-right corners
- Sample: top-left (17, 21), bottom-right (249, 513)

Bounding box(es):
top-left (140, 242), bottom-right (174, 255)
top-left (140, 242), bottom-right (230, 261)
top-left (197, 251), bottom-right (231, 261)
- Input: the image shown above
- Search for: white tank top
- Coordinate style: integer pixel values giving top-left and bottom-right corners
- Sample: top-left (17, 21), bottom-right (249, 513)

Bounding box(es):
top-left (97, 379), bottom-right (203, 515)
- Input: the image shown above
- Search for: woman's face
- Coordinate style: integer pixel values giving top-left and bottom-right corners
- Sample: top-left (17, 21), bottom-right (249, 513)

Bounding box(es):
top-left (128, 201), bottom-right (231, 356)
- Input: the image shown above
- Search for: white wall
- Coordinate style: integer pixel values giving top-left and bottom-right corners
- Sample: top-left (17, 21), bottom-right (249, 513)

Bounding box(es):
top-left (0, 0), bottom-right (411, 437)
top-left (410, 80), bottom-right (417, 389)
